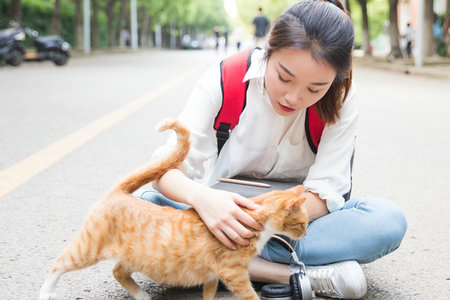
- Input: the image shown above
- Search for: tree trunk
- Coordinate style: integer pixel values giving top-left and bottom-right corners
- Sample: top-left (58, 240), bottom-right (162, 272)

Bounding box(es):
top-left (119, 0), bottom-right (129, 47)
top-left (170, 23), bottom-right (176, 49)
top-left (162, 24), bottom-right (170, 48)
top-left (424, 0), bottom-right (434, 57)
top-left (148, 17), bottom-right (154, 48)
top-left (106, 0), bottom-right (118, 47)
top-left (92, 0), bottom-right (100, 48)
top-left (140, 6), bottom-right (150, 47)
top-left (75, 0), bottom-right (83, 50)
top-left (155, 23), bottom-right (162, 48)
top-left (358, 0), bottom-right (371, 55)
top-left (343, 0), bottom-right (351, 14)
top-left (10, 0), bottom-right (21, 22)
top-left (388, 0), bottom-right (402, 58)
top-left (50, 0), bottom-right (61, 35)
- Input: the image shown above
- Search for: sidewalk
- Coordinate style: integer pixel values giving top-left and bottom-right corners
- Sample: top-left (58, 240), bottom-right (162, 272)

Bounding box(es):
top-left (353, 54), bottom-right (450, 80)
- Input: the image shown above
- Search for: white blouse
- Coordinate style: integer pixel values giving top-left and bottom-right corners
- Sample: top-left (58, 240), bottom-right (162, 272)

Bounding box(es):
top-left (153, 49), bottom-right (358, 212)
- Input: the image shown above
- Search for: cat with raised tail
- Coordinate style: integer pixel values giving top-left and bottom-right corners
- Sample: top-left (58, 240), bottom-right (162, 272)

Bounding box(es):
top-left (39, 119), bottom-right (308, 300)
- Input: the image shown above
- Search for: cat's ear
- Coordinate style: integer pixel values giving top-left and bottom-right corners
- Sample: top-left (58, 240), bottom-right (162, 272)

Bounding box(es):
top-left (288, 185), bottom-right (304, 197)
top-left (289, 195), bottom-right (306, 211)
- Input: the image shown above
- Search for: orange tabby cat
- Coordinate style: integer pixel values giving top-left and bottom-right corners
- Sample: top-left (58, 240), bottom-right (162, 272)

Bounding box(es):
top-left (39, 119), bottom-right (308, 300)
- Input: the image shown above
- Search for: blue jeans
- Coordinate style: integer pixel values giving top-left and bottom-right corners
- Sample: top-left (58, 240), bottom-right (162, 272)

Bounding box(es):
top-left (137, 191), bottom-right (407, 266)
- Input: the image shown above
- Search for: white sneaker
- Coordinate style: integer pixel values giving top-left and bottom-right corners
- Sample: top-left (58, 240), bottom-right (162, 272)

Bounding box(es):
top-left (306, 260), bottom-right (367, 299)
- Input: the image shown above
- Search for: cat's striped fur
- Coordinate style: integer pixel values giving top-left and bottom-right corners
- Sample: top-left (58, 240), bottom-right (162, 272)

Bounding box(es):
top-left (40, 119), bottom-right (308, 300)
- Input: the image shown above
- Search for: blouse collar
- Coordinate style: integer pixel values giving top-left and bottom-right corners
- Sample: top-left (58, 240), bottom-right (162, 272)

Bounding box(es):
top-left (243, 48), bottom-right (267, 94)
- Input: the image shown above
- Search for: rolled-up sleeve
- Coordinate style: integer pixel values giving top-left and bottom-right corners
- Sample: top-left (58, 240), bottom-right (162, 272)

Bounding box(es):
top-left (151, 63), bottom-right (222, 181)
top-left (303, 85), bottom-right (359, 212)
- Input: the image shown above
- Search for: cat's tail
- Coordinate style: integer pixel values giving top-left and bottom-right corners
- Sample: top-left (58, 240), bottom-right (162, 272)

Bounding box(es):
top-left (114, 118), bottom-right (190, 194)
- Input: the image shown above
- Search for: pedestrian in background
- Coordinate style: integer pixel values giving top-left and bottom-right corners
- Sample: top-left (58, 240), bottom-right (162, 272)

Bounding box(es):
top-left (214, 26), bottom-right (220, 51)
top-left (403, 23), bottom-right (414, 58)
top-left (233, 26), bottom-right (244, 51)
top-left (138, 1), bottom-right (407, 299)
top-left (121, 29), bottom-right (130, 47)
top-left (252, 7), bottom-right (270, 48)
top-left (223, 28), bottom-right (229, 51)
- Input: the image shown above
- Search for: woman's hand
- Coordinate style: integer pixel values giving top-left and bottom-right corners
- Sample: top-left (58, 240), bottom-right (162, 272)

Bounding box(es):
top-left (189, 188), bottom-right (264, 250)
top-left (153, 169), bottom-right (264, 250)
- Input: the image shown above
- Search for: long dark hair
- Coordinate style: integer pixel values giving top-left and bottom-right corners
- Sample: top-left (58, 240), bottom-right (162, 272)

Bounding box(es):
top-left (266, 0), bottom-right (354, 124)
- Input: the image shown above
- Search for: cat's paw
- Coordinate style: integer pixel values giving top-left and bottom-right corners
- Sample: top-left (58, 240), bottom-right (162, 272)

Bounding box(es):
top-left (39, 291), bottom-right (57, 300)
top-left (133, 289), bottom-right (151, 300)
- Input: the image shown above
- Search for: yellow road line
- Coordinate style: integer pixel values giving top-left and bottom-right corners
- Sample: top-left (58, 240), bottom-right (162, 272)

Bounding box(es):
top-left (0, 63), bottom-right (206, 199)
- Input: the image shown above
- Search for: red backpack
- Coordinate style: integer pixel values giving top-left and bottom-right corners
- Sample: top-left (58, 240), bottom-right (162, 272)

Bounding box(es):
top-left (214, 48), bottom-right (325, 155)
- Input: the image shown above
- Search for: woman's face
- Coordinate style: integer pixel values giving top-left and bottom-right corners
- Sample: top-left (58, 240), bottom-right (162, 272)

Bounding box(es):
top-left (264, 48), bottom-right (337, 116)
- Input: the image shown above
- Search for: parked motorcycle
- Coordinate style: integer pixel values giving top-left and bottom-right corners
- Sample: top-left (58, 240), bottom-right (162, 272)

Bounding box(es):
top-left (0, 22), bottom-right (71, 67)
top-left (23, 27), bottom-right (71, 66)
top-left (0, 26), bottom-right (26, 66)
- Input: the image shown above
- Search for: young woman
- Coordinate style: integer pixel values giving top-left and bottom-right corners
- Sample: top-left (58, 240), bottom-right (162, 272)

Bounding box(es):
top-left (139, 1), bottom-right (407, 298)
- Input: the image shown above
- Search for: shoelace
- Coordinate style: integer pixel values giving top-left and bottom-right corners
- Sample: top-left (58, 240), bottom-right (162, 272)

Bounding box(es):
top-left (307, 268), bottom-right (335, 294)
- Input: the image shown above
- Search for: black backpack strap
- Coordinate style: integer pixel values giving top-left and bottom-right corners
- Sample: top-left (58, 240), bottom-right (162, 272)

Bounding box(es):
top-left (216, 123), bottom-right (231, 155)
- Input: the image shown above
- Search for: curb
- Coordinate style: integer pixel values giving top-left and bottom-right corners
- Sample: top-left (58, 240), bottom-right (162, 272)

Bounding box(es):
top-left (353, 56), bottom-right (450, 80)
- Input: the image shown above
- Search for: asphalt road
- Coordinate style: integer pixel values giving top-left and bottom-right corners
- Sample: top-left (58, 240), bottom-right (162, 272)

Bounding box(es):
top-left (0, 49), bottom-right (449, 299)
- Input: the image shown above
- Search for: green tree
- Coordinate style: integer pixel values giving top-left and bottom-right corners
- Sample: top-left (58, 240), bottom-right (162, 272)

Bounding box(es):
top-left (135, 0), bottom-right (228, 48)
top-left (424, 0), bottom-right (434, 57)
top-left (91, 0), bottom-right (100, 48)
top-left (343, 0), bottom-right (351, 14)
top-left (75, 0), bottom-right (83, 50)
top-left (388, 0), bottom-right (402, 59)
top-left (10, 0), bottom-right (21, 22)
top-left (118, 0), bottom-right (128, 47)
top-left (235, 0), bottom-right (297, 33)
top-left (0, 0), bottom-right (231, 49)
top-left (105, 0), bottom-right (118, 47)
top-left (349, 0), bottom-right (388, 53)
top-left (50, 0), bottom-right (61, 34)
top-left (0, 0), bottom-right (75, 45)
top-left (356, 0), bottom-right (371, 55)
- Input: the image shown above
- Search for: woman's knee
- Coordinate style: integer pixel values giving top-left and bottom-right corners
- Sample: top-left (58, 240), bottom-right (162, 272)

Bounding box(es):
top-left (137, 190), bottom-right (162, 204)
top-left (384, 203), bottom-right (407, 252)
top-left (137, 190), bottom-right (191, 210)
top-left (386, 200), bottom-right (407, 243)
top-left (354, 197), bottom-right (408, 261)
top-left (361, 197), bottom-right (407, 241)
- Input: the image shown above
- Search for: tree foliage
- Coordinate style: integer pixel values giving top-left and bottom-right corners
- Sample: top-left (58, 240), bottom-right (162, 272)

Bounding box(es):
top-left (233, 0), bottom-right (390, 52)
top-left (234, 0), bottom-right (298, 32)
top-left (0, 0), bottom-right (229, 48)
top-left (0, 0), bottom-right (75, 44)
top-left (0, 0), bottom-right (441, 56)
top-left (349, 0), bottom-right (388, 49)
